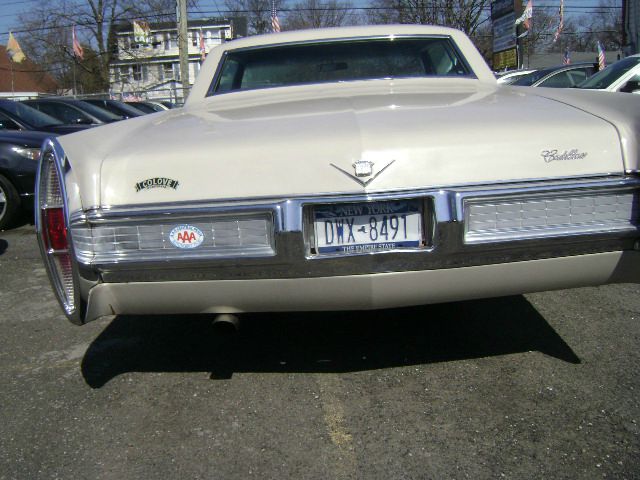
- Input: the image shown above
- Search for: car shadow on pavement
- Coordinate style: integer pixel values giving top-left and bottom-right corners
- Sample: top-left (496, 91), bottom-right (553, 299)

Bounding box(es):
top-left (0, 239), bottom-right (7, 255)
top-left (81, 295), bottom-right (580, 388)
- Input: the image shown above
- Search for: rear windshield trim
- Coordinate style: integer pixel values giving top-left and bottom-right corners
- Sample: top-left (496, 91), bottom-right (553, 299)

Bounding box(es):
top-left (206, 34), bottom-right (477, 97)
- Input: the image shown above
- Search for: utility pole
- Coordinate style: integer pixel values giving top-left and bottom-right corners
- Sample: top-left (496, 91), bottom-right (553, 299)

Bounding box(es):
top-left (177, 0), bottom-right (190, 100)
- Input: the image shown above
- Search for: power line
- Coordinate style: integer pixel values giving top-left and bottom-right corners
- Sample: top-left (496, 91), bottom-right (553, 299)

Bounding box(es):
top-left (0, 3), bottom-right (623, 38)
top-left (0, 10), bottom-right (177, 37)
top-left (2, 0), bottom-right (46, 6)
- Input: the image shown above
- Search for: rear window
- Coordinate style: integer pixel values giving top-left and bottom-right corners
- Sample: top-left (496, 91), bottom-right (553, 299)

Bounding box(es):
top-left (579, 56), bottom-right (640, 89)
top-left (538, 67), bottom-right (595, 88)
top-left (0, 100), bottom-right (63, 127)
top-left (212, 37), bottom-right (473, 94)
top-left (512, 68), bottom-right (555, 86)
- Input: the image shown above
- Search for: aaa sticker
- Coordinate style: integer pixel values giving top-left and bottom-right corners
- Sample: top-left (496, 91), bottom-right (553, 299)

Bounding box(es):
top-left (169, 225), bottom-right (204, 249)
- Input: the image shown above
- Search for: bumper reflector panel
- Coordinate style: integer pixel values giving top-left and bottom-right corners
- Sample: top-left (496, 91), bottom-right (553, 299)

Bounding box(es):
top-left (72, 214), bottom-right (274, 264)
top-left (464, 191), bottom-right (639, 244)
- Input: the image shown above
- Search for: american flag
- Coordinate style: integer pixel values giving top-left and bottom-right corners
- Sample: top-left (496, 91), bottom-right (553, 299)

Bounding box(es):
top-left (271, 0), bottom-right (281, 33)
top-left (6, 32), bottom-right (25, 63)
top-left (72, 25), bottom-right (84, 60)
top-left (562, 48), bottom-right (571, 65)
top-left (515, 0), bottom-right (533, 30)
top-left (597, 40), bottom-right (606, 71)
top-left (553, 0), bottom-right (564, 43)
top-left (199, 29), bottom-right (206, 61)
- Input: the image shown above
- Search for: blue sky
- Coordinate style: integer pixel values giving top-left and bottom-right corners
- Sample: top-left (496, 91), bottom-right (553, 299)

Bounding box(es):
top-left (0, 0), bottom-right (620, 44)
top-left (0, 1), bottom-right (26, 39)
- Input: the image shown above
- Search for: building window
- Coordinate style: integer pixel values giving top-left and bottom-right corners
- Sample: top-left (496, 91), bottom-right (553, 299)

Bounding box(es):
top-left (164, 33), bottom-right (172, 50)
top-left (163, 62), bottom-right (174, 79)
top-left (132, 65), bottom-right (142, 81)
top-left (191, 32), bottom-right (198, 47)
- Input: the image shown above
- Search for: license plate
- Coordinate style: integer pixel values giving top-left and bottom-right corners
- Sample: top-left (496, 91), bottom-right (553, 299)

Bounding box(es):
top-left (313, 200), bottom-right (423, 254)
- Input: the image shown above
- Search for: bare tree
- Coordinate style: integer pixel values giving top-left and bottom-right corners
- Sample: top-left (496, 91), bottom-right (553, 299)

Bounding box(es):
top-left (367, 0), bottom-right (489, 36)
top-left (441, 0), bottom-right (490, 35)
top-left (17, 0), bottom-right (190, 92)
top-left (519, 6), bottom-right (560, 55)
top-left (224, 0), bottom-right (285, 35)
top-left (470, 19), bottom-right (492, 63)
top-left (285, 0), bottom-right (357, 30)
top-left (368, 0), bottom-right (437, 25)
top-left (574, 0), bottom-right (622, 51)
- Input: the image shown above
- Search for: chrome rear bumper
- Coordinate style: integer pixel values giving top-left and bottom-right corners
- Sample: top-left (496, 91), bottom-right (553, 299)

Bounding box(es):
top-left (57, 175), bottom-right (640, 323)
top-left (69, 176), bottom-right (640, 284)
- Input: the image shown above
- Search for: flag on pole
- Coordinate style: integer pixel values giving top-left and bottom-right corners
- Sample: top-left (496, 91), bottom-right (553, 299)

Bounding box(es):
top-left (72, 26), bottom-right (84, 60)
top-left (199, 29), bottom-right (206, 61)
top-left (515, 0), bottom-right (533, 30)
top-left (597, 40), bottom-right (606, 71)
top-left (553, 0), bottom-right (564, 43)
top-left (133, 20), bottom-right (151, 44)
top-left (6, 32), bottom-right (25, 63)
top-left (562, 48), bottom-right (571, 65)
top-left (271, 0), bottom-right (281, 33)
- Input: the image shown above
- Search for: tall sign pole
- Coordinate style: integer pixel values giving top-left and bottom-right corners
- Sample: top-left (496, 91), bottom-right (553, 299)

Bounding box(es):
top-left (491, 0), bottom-right (518, 71)
top-left (10, 60), bottom-right (14, 96)
top-left (177, 0), bottom-right (190, 99)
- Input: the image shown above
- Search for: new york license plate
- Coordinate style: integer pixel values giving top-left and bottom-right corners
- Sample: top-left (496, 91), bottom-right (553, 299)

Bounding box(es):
top-left (313, 200), bottom-right (423, 254)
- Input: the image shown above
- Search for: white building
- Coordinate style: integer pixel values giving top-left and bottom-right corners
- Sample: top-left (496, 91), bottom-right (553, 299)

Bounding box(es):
top-left (109, 18), bottom-right (246, 102)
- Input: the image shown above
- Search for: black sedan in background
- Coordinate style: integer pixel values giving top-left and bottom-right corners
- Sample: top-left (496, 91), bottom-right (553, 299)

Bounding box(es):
top-left (23, 98), bottom-right (122, 125)
top-left (82, 99), bottom-right (145, 119)
top-left (0, 99), bottom-right (91, 135)
top-left (125, 100), bottom-right (174, 113)
top-left (0, 130), bottom-right (53, 229)
top-left (511, 63), bottom-right (598, 88)
top-left (124, 101), bottom-right (164, 114)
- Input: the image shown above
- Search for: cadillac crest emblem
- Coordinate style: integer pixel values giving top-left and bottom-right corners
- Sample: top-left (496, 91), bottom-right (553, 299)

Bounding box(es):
top-left (353, 160), bottom-right (374, 177)
top-left (330, 159), bottom-right (396, 187)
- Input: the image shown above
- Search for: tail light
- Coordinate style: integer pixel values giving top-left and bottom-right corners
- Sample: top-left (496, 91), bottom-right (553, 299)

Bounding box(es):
top-left (35, 141), bottom-right (79, 321)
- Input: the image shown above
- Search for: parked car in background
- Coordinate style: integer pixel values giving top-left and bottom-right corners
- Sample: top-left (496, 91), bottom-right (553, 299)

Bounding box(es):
top-left (23, 98), bottom-right (122, 125)
top-left (124, 101), bottom-right (171, 113)
top-left (496, 69), bottom-right (536, 85)
top-left (0, 99), bottom-right (92, 135)
top-left (82, 99), bottom-right (145, 119)
top-left (577, 54), bottom-right (640, 93)
top-left (34, 25), bottom-right (640, 325)
top-left (123, 101), bottom-right (160, 114)
top-left (511, 63), bottom-right (598, 88)
top-left (0, 130), bottom-right (53, 229)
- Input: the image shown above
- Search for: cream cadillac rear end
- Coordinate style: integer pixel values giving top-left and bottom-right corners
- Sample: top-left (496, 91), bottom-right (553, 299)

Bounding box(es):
top-left (35, 25), bottom-right (640, 324)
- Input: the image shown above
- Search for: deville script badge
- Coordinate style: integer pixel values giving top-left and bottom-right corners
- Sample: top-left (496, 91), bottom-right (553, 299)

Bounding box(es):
top-left (330, 159), bottom-right (396, 187)
top-left (135, 177), bottom-right (180, 192)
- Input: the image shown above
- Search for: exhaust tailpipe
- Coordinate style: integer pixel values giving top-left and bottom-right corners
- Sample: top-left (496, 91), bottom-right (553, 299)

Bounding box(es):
top-left (212, 313), bottom-right (240, 334)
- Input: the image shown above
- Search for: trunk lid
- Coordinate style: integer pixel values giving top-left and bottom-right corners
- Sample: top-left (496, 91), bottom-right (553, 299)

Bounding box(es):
top-left (64, 81), bottom-right (624, 206)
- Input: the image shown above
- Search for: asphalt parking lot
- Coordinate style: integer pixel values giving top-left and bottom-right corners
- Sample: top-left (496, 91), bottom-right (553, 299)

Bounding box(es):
top-left (1, 222), bottom-right (639, 479)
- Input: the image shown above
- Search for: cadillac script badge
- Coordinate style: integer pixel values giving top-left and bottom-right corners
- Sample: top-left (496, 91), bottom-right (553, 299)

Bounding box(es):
top-left (541, 149), bottom-right (588, 163)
